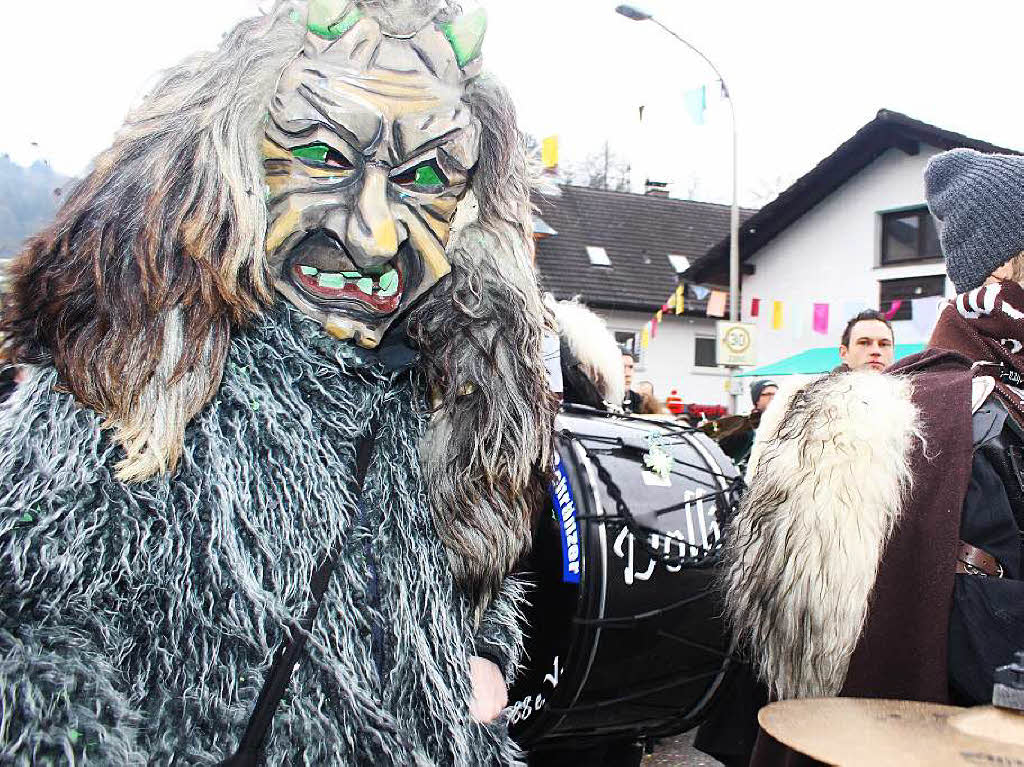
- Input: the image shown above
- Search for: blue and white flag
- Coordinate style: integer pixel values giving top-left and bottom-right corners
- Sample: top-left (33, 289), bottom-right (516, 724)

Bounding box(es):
top-left (683, 85), bottom-right (707, 126)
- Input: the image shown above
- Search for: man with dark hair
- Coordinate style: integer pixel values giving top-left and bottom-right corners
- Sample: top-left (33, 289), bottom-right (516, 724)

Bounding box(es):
top-left (621, 353), bottom-right (643, 412)
top-left (837, 309), bottom-right (895, 372)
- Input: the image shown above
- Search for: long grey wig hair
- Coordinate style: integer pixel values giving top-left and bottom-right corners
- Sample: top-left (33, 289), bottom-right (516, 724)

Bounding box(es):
top-left (0, 0), bottom-right (556, 600)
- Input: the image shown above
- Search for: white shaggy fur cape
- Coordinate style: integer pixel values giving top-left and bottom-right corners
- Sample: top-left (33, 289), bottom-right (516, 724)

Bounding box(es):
top-left (549, 299), bottom-right (625, 407)
top-left (723, 371), bottom-right (921, 700)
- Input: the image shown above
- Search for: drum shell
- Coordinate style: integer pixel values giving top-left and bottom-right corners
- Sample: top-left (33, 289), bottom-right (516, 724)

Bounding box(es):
top-left (508, 412), bottom-right (738, 748)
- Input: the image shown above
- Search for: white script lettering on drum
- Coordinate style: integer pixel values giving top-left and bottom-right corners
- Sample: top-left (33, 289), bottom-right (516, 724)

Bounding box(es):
top-left (506, 655), bottom-right (561, 725)
top-left (613, 491), bottom-right (721, 586)
top-left (613, 526), bottom-right (656, 586)
top-left (543, 655), bottom-right (561, 689)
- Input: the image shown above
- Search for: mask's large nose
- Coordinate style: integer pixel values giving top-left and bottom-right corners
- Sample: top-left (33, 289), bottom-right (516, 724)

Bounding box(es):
top-left (346, 164), bottom-right (401, 270)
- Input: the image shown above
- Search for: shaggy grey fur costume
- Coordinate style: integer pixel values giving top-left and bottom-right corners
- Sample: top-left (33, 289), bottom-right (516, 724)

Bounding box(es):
top-left (0, 306), bottom-right (525, 766)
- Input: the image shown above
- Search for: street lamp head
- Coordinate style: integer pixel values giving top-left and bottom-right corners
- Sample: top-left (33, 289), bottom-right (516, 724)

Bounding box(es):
top-left (614, 4), bottom-right (652, 21)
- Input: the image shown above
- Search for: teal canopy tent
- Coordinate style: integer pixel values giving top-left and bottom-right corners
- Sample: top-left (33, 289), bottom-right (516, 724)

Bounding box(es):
top-left (737, 344), bottom-right (925, 377)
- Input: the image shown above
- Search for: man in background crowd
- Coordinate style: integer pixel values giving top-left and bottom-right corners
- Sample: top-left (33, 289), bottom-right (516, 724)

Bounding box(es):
top-left (712, 379), bottom-right (778, 466)
top-left (836, 309), bottom-right (896, 372)
top-left (633, 379), bottom-right (672, 416)
top-left (750, 379), bottom-right (778, 414)
top-left (622, 353), bottom-right (643, 412)
top-left (635, 380), bottom-right (654, 400)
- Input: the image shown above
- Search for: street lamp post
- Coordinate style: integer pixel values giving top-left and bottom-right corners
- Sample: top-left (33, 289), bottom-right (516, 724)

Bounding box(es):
top-left (615, 4), bottom-right (742, 410)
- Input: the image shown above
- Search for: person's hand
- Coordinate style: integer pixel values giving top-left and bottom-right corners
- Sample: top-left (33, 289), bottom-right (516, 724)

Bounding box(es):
top-left (469, 655), bottom-right (508, 723)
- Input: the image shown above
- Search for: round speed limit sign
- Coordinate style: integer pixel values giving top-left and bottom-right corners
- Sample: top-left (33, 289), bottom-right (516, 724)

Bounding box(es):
top-left (717, 322), bottom-right (757, 366)
top-left (724, 325), bottom-right (752, 355)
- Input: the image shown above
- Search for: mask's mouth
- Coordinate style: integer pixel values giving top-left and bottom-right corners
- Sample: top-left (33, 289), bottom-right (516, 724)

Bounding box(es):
top-left (290, 262), bottom-right (403, 314)
top-left (284, 231), bottom-right (405, 316)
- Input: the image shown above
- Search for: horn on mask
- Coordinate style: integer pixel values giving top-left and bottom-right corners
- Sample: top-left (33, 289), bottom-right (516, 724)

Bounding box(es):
top-left (306, 0), bottom-right (364, 39)
top-left (440, 8), bottom-right (487, 67)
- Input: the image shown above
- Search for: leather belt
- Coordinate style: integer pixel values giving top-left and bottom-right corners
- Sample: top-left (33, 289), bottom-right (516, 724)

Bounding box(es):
top-left (956, 540), bottom-right (1004, 578)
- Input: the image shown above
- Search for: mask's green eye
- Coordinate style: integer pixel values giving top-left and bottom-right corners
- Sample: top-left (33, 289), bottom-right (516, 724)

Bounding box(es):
top-left (414, 165), bottom-right (443, 187)
top-left (290, 143), bottom-right (353, 173)
top-left (391, 160), bottom-right (447, 192)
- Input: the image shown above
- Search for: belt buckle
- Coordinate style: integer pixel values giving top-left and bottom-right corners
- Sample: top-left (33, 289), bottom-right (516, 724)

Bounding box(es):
top-left (959, 559), bottom-right (1004, 578)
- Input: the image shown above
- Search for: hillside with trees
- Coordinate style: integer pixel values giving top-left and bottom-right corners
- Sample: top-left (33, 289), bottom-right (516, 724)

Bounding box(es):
top-left (0, 155), bottom-right (68, 259)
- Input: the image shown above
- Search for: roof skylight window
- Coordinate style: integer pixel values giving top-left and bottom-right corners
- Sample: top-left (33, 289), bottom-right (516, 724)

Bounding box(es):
top-left (668, 254), bottom-right (691, 273)
top-left (586, 246), bottom-right (611, 266)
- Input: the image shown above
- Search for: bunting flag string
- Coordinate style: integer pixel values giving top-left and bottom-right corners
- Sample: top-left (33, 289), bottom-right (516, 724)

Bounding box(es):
top-left (631, 284), bottom-right (940, 352)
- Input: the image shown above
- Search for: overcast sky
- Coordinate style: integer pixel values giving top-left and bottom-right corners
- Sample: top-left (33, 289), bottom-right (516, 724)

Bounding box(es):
top-left (3, 1), bottom-right (1023, 207)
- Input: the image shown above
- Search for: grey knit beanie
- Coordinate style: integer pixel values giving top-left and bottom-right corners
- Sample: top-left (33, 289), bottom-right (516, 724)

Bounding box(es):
top-left (925, 148), bottom-right (1024, 294)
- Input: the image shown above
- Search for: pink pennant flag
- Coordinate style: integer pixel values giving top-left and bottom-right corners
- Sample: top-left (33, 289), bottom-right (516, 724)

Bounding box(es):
top-left (706, 290), bottom-right (727, 318)
top-left (884, 300), bottom-right (903, 321)
top-left (812, 303), bottom-right (830, 335)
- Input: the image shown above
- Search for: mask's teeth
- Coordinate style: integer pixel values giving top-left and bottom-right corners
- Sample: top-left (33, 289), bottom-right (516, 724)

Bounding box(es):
top-left (377, 269), bottom-right (399, 298)
top-left (318, 272), bottom-right (346, 289)
top-left (300, 265), bottom-right (319, 276)
top-left (356, 277), bottom-right (374, 295)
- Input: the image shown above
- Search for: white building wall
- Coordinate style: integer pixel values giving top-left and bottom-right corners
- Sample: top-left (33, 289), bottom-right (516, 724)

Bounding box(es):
top-left (741, 146), bottom-right (953, 377)
top-left (598, 309), bottom-right (731, 409)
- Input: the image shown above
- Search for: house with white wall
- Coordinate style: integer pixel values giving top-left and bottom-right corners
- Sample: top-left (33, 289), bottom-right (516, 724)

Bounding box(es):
top-left (686, 109), bottom-right (1019, 408)
top-left (532, 184), bottom-right (756, 409)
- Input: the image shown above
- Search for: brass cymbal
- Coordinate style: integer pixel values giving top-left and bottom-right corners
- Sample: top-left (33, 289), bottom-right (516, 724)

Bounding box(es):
top-left (758, 697), bottom-right (1024, 766)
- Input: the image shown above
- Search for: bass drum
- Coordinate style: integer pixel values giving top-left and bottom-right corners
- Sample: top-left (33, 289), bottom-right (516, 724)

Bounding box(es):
top-left (508, 408), bottom-right (741, 751)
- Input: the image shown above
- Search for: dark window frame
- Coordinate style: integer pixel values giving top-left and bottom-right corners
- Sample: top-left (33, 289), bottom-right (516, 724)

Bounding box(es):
top-left (879, 206), bottom-right (942, 266)
top-left (879, 275), bottom-right (946, 322)
top-left (614, 330), bottom-right (640, 361)
top-left (694, 336), bottom-right (718, 368)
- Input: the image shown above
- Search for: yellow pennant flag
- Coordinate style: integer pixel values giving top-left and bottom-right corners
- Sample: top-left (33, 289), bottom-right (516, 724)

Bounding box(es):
top-left (675, 285), bottom-right (684, 315)
top-left (656, 309), bottom-right (664, 323)
top-left (640, 323), bottom-right (650, 349)
top-left (541, 135), bottom-right (559, 169)
top-left (772, 300), bottom-right (784, 330)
